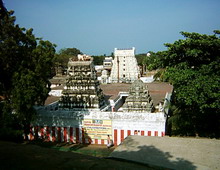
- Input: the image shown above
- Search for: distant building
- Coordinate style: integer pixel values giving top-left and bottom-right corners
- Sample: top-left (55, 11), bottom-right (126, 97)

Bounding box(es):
top-left (103, 56), bottom-right (113, 71)
top-left (99, 56), bottom-right (113, 84)
top-left (100, 69), bottom-right (110, 84)
top-left (110, 47), bottom-right (140, 83)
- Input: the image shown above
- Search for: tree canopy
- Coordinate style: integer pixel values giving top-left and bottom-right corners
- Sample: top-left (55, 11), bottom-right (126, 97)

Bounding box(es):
top-left (55, 47), bottom-right (82, 68)
top-left (147, 31), bottom-right (220, 138)
top-left (0, 6), bottom-right (56, 140)
top-left (92, 55), bottom-right (106, 65)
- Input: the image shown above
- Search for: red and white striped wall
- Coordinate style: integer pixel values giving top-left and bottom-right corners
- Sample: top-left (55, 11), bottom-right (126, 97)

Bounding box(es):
top-left (113, 129), bottom-right (165, 145)
top-left (29, 126), bottom-right (165, 145)
top-left (29, 126), bottom-right (81, 143)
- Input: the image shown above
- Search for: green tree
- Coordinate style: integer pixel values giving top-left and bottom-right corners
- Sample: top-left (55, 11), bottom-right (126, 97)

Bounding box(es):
top-left (92, 55), bottom-right (105, 65)
top-left (149, 31), bottom-right (220, 137)
top-left (135, 54), bottom-right (146, 75)
top-left (135, 54), bottom-right (146, 66)
top-left (0, 6), bottom-right (56, 140)
top-left (55, 47), bottom-right (82, 67)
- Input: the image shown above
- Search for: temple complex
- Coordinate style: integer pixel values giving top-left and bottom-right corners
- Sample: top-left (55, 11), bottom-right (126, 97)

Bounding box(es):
top-left (110, 47), bottom-right (140, 83)
top-left (122, 79), bottom-right (154, 112)
top-left (59, 55), bottom-right (106, 109)
top-left (31, 50), bottom-right (173, 146)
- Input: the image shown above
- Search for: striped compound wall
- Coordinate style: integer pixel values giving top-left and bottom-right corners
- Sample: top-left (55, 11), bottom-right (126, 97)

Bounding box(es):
top-left (28, 126), bottom-right (165, 145)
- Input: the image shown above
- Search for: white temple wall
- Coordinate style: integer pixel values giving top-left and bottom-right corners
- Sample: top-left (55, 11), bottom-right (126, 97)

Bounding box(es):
top-left (31, 109), bottom-right (166, 145)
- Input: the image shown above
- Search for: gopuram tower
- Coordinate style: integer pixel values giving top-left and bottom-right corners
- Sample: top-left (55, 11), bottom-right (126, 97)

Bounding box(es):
top-left (110, 47), bottom-right (140, 83)
top-left (59, 54), bottom-right (106, 109)
top-left (122, 79), bottom-right (154, 112)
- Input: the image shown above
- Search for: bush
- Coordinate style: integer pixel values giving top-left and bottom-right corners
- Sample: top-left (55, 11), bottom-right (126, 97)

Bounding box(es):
top-left (0, 128), bottom-right (23, 143)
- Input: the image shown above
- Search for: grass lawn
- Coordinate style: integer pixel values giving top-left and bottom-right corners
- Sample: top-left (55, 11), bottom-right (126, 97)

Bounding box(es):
top-left (27, 140), bottom-right (115, 157)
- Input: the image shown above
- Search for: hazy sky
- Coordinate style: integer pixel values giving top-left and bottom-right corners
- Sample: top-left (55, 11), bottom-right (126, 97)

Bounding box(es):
top-left (4, 0), bottom-right (220, 55)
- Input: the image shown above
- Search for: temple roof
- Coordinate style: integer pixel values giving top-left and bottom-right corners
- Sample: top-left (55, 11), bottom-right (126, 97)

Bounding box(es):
top-left (45, 82), bottom-right (173, 106)
top-left (100, 82), bottom-right (173, 106)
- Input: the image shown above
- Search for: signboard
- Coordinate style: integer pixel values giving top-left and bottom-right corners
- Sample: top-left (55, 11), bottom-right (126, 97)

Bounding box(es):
top-left (83, 119), bottom-right (112, 140)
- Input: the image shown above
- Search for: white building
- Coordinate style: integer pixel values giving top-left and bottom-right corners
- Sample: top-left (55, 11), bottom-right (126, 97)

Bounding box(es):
top-left (110, 47), bottom-right (140, 83)
top-left (103, 56), bottom-right (113, 70)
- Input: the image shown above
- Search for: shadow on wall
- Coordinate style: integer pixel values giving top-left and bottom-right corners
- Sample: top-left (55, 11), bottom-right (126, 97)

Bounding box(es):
top-left (110, 137), bottom-right (196, 170)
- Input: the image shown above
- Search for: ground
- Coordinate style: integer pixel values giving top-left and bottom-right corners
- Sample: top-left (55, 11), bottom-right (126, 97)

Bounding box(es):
top-left (1, 136), bottom-right (219, 169)
top-left (110, 135), bottom-right (220, 169)
top-left (0, 140), bottom-right (155, 170)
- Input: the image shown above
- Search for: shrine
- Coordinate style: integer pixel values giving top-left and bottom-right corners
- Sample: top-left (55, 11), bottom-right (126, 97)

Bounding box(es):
top-left (122, 79), bottom-right (154, 112)
top-left (59, 55), bottom-right (106, 109)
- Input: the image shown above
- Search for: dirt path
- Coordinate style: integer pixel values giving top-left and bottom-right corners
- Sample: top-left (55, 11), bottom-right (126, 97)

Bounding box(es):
top-left (0, 141), bottom-right (155, 170)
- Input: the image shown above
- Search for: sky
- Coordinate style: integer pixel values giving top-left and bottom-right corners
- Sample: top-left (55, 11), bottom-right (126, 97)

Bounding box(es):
top-left (4, 0), bottom-right (220, 55)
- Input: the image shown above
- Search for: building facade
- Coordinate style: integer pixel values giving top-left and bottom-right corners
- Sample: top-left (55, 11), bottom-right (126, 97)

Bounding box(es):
top-left (110, 47), bottom-right (140, 83)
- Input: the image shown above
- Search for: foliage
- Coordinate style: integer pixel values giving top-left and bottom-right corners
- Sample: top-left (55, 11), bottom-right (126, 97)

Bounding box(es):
top-left (0, 7), bottom-right (56, 140)
top-left (55, 47), bottom-right (82, 67)
top-left (135, 54), bottom-right (146, 66)
top-left (144, 51), bottom-right (168, 71)
top-left (92, 55), bottom-right (106, 65)
top-left (0, 127), bottom-right (23, 142)
top-left (148, 31), bottom-right (220, 137)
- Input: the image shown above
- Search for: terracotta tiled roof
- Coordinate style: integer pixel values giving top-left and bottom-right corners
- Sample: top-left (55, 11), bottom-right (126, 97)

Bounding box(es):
top-left (101, 82), bottom-right (173, 106)
top-left (44, 82), bottom-right (173, 106)
top-left (44, 96), bottom-right (60, 105)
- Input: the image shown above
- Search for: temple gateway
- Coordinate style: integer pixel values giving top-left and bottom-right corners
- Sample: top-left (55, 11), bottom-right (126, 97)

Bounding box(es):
top-left (110, 47), bottom-right (140, 83)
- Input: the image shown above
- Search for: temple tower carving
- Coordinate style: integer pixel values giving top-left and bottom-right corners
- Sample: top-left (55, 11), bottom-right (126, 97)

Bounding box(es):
top-left (122, 79), bottom-right (154, 112)
top-left (110, 47), bottom-right (140, 83)
top-left (59, 55), bottom-right (106, 109)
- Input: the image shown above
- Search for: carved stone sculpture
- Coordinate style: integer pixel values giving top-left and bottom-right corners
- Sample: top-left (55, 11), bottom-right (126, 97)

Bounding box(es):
top-left (122, 79), bottom-right (154, 112)
top-left (59, 57), bottom-right (106, 109)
